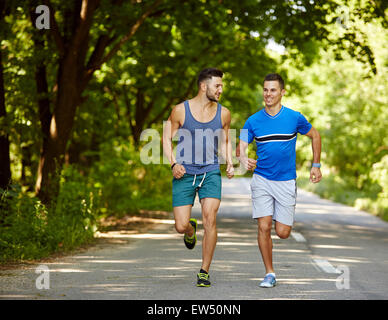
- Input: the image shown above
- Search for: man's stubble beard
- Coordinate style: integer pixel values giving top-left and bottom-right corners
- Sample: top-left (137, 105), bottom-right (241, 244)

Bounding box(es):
top-left (206, 90), bottom-right (218, 103)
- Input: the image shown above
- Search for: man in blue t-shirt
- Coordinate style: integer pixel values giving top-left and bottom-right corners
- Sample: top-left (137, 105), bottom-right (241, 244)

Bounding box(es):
top-left (238, 73), bottom-right (322, 288)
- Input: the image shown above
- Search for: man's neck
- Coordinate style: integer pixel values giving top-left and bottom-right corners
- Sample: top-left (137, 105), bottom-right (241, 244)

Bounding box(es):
top-left (191, 94), bottom-right (217, 110)
top-left (265, 103), bottom-right (282, 116)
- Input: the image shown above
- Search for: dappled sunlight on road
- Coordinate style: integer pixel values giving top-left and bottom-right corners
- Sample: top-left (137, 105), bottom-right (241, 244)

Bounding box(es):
top-left (328, 257), bottom-right (368, 264)
top-left (273, 249), bottom-right (310, 253)
top-left (95, 231), bottom-right (180, 240)
top-left (310, 244), bottom-right (362, 250)
top-left (250, 277), bottom-right (338, 285)
top-left (76, 259), bottom-right (138, 264)
top-left (46, 268), bottom-right (90, 273)
top-left (222, 194), bottom-right (251, 199)
top-left (0, 294), bottom-right (36, 299)
top-left (1, 178), bottom-right (387, 300)
top-left (218, 241), bottom-right (256, 247)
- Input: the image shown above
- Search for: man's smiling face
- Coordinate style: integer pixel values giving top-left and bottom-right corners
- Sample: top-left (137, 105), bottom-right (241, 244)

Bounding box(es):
top-left (263, 80), bottom-right (285, 108)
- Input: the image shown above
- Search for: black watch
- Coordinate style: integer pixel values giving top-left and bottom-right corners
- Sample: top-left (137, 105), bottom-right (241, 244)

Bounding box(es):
top-left (171, 163), bottom-right (177, 170)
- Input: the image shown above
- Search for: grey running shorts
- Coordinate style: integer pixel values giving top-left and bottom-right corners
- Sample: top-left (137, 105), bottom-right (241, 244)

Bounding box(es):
top-left (250, 174), bottom-right (297, 226)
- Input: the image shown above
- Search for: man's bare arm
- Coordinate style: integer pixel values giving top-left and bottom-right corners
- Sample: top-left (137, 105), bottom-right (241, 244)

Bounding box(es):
top-left (305, 126), bottom-right (322, 183)
top-left (237, 140), bottom-right (257, 171)
top-left (162, 116), bottom-right (178, 166)
top-left (221, 107), bottom-right (234, 179)
top-left (162, 105), bottom-right (186, 179)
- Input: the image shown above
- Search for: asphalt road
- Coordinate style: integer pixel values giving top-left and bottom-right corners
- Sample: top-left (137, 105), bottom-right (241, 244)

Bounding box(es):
top-left (1, 178), bottom-right (388, 300)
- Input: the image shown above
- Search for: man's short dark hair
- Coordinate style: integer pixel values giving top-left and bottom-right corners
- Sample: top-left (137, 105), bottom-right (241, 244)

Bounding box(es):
top-left (264, 73), bottom-right (285, 90)
top-left (198, 68), bottom-right (223, 88)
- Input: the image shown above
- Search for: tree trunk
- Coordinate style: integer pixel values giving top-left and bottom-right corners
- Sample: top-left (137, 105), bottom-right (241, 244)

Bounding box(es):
top-left (0, 44), bottom-right (11, 190)
top-left (35, 53), bottom-right (82, 203)
top-left (34, 0), bottom-right (162, 204)
top-left (35, 0), bottom-right (98, 204)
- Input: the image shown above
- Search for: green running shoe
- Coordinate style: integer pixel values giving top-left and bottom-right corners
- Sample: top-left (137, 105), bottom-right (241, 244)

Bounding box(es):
top-left (197, 272), bottom-right (211, 287)
top-left (184, 218), bottom-right (197, 250)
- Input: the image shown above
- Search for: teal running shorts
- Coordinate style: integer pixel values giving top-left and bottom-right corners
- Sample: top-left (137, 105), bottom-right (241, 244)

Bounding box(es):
top-left (172, 169), bottom-right (221, 207)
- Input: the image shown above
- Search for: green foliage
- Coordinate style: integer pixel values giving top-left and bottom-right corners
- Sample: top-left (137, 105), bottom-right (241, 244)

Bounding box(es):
top-left (0, 165), bottom-right (98, 262)
top-left (1, 0), bottom-right (387, 263)
top-left (365, 155), bottom-right (388, 220)
top-left (288, 37), bottom-right (387, 188)
top-left (288, 12), bottom-right (388, 220)
top-left (89, 137), bottom-right (172, 217)
top-left (297, 169), bottom-right (388, 222)
top-left (0, 185), bottom-right (50, 261)
top-left (49, 166), bottom-right (98, 250)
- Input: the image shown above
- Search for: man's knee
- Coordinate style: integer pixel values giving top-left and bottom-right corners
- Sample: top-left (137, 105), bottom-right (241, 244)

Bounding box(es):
top-left (275, 224), bottom-right (292, 239)
top-left (202, 211), bottom-right (217, 231)
top-left (175, 221), bottom-right (190, 234)
top-left (276, 230), bottom-right (291, 239)
top-left (258, 217), bottom-right (272, 235)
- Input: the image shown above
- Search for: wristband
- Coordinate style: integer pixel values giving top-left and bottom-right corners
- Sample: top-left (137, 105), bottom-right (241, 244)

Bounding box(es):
top-left (171, 163), bottom-right (177, 170)
top-left (312, 163), bottom-right (321, 168)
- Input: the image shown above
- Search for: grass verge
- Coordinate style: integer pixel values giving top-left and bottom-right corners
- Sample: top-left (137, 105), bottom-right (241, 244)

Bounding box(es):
top-left (297, 170), bottom-right (388, 222)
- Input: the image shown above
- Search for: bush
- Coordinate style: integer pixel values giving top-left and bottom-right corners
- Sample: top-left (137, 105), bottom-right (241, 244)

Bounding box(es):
top-left (297, 168), bottom-right (388, 222)
top-left (0, 137), bottom-right (173, 263)
top-left (48, 165), bottom-right (98, 250)
top-left (89, 138), bottom-right (172, 217)
top-left (0, 165), bottom-right (98, 263)
top-left (0, 185), bottom-right (51, 261)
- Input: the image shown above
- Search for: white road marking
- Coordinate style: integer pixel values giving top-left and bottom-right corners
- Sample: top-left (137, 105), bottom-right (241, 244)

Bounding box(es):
top-left (313, 259), bottom-right (341, 274)
top-left (291, 231), bottom-right (306, 242)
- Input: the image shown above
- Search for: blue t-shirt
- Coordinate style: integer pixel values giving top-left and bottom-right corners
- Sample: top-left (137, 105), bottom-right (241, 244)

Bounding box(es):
top-left (240, 105), bottom-right (312, 181)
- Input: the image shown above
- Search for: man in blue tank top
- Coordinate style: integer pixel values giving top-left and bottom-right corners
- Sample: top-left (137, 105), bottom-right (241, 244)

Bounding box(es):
top-left (238, 73), bottom-right (322, 288)
top-left (163, 68), bottom-right (234, 287)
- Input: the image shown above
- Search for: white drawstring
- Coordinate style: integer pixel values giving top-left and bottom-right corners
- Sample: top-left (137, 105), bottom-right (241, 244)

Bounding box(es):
top-left (198, 172), bottom-right (206, 188)
top-left (192, 172), bottom-right (207, 187)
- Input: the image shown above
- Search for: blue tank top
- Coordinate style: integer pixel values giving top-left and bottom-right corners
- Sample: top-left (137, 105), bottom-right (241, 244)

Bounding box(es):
top-left (176, 100), bottom-right (223, 174)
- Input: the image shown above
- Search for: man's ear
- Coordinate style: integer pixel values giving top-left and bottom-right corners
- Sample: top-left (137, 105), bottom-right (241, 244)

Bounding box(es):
top-left (199, 80), bottom-right (209, 92)
top-left (281, 89), bottom-right (286, 96)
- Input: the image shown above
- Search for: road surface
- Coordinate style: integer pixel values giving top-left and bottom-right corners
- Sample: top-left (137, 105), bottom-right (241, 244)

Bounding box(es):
top-left (1, 178), bottom-right (388, 300)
